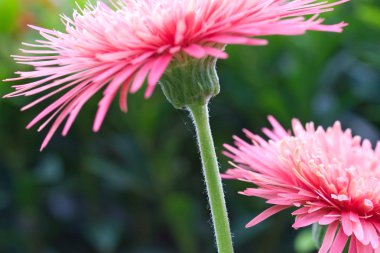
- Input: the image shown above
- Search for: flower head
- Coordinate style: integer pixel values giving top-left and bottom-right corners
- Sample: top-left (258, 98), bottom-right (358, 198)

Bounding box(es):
top-left (223, 116), bottom-right (380, 253)
top-left (4, 0), bottom-right (348, 149)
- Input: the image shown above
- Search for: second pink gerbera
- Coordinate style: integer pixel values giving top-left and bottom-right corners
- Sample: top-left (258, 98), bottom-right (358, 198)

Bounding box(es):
top-left (224, 117), bottom-right (380, 253)
top-left (4, 0), bottom-right (348, 149)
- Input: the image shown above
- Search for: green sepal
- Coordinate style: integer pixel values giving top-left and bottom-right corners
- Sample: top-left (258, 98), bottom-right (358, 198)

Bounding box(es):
top-left (159, 55), bottom-right (220, 109)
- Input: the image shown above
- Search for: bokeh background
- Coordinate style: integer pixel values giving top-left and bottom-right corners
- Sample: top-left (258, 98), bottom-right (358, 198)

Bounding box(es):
top-left (0, 0), bottom-right (379, 252)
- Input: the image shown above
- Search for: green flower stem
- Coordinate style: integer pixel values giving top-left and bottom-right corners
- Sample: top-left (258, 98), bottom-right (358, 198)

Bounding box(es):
top-left (188, 103), bottom-right (234, 253)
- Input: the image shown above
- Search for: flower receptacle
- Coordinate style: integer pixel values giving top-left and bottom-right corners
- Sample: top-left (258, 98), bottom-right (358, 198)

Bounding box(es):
top-left (159, 55), bottom-right (220, 109)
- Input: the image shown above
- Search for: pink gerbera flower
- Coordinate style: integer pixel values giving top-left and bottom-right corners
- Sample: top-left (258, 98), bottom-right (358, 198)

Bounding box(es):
top-left (223, 116), bottom-right (380, 253)
top-left (4, 0), bottom-right (348, 149)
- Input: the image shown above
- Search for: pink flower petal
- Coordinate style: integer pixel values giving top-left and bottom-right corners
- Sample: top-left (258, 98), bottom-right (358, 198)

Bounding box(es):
top-left (342, 212), bottom-right (353, 236)
top-left (292, 210), bottom-right (328, 229)
top-left (330, 227), bottom-right (349, 253)
top-left (348, 238), bottom-right (357, 253)
top-left (146, 54), bottom-right (173, 98)
top-left (130, 61), bottom-right (153, 94)
top-left (206, 35), bottom-right (268, 46)
top-left (93, 66), bottom-right (138, 132)
top-left (203, 47), bottom-right (228, 59)
top-left (353, 220), bottom-right (365, 242)
top-left (319, 221), bottom-right (339, 253)
top-left (223, 116), bottom-right (380, 253)
top-left (246, 205), bottom-right (288, 228)
top-left (5, 0), bottom-right (348, 148)
top-left (183, 44), bottom-right (207, 58)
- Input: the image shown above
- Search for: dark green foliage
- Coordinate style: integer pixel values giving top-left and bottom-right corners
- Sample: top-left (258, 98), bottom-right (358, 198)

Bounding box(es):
top-left (0, 1), bottom-right (379, 252)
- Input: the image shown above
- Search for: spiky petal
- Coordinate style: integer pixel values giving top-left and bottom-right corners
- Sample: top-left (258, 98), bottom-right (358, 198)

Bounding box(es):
top-left (224, 116), bottom-right (380, 253)
top-left (4, 0), bottom-right (348, 149)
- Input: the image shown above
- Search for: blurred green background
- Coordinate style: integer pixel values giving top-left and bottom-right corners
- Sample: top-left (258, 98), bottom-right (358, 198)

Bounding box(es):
top-left (0, 0), bottom-right (379, 253)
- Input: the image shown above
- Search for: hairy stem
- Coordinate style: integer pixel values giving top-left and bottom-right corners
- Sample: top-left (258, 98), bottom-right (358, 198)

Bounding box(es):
top-left (188, 103), bottom-right (234, 253)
